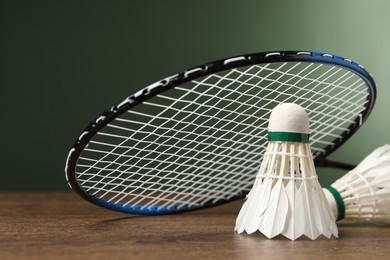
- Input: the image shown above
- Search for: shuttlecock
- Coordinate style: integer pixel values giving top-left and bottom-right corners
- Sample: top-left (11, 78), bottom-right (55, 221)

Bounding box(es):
top-left (323, 145), bottom-right (390, 224)
top-left (235, 103), bottom-right (338, 240)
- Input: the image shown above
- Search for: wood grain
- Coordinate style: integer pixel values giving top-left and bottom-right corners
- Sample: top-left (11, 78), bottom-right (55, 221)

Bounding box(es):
top-left (0, 192), bottom-right (389, 259)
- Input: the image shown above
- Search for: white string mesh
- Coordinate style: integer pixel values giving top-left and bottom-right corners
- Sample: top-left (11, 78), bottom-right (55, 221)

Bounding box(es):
top-left (75, 61), bottom-right (369, 210)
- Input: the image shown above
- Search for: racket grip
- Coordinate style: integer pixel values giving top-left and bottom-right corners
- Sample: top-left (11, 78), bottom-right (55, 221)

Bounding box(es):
top-left (317, 159), bottom-right (355, 170)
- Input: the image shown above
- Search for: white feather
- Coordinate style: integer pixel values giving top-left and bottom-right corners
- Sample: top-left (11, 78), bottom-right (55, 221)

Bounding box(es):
top-left (245, 177), bottom-right (273, 234)
top-left (259, 179), bottom-right (288, 238)
top-left (324, 144), bottom-right (390, 224)
top-left (282, 180), bottom-right (298, 240)
top-left (235, 142), bottom-right (338, 240)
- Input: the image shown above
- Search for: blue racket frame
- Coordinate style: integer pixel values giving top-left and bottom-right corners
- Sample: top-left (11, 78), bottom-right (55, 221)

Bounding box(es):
top-left (65, 51), bottom-right (376, 215)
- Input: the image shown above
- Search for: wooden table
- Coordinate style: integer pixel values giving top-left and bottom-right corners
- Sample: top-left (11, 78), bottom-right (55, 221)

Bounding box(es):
top-left (1, 192), bottom-right (389, 259)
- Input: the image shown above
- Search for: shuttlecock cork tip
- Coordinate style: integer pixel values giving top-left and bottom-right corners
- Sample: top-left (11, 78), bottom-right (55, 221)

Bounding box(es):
top-left (268, 103), bottom-right (310, 143)
top-left (269, 103), bottom-right (309, 133)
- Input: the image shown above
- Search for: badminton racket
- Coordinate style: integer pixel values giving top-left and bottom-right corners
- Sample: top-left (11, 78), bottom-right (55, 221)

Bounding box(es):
top-left (64, 51), bottom-right (376, 215)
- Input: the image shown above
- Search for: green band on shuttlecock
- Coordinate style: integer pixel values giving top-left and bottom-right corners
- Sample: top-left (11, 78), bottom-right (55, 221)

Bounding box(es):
top-left (324, 186), bottom-right (345, 221)
top-left (268, 132), bottom-right (310, 143)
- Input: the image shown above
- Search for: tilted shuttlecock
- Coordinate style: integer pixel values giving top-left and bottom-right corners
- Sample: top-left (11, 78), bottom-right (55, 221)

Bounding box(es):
top-left (323, 145), bottom-right (390, 224)
top-left (235, 103), bottom-right (338, 240)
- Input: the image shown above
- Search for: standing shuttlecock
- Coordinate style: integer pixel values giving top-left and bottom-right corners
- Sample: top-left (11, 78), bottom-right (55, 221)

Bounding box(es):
top-left (323, 145), bottom-right (390, 224)
top-left (235, 103), bottom-right (338, 240)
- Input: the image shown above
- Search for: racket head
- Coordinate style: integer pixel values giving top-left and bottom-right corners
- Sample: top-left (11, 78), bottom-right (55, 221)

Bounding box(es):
top-left (65, 51), bottom-right (376, 215)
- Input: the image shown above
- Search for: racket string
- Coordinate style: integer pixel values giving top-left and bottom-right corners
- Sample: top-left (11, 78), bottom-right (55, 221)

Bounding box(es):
top-left (75, 61), bottom-right (370, 209)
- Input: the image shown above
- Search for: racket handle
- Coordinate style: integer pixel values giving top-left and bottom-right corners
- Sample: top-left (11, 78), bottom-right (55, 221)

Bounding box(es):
top-left (317, 159), bottom-right (355, 170)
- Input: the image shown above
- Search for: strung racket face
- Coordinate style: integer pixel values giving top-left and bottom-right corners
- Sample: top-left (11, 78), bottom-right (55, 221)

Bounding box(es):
top-left (65, 51), bottom-right (376, 215)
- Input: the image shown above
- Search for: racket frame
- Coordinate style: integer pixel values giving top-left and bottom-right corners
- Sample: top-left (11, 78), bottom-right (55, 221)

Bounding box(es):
top-left (65, 50), bottom-right (377, 214)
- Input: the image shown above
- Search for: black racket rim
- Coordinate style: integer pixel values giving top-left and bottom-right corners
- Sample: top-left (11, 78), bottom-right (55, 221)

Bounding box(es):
top-left (65, 50), bottom-right (376, 214)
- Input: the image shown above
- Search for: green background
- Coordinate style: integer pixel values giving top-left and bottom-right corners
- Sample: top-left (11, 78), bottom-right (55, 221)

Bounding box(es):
top-left (1, 0), bottom-right (389, 190)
